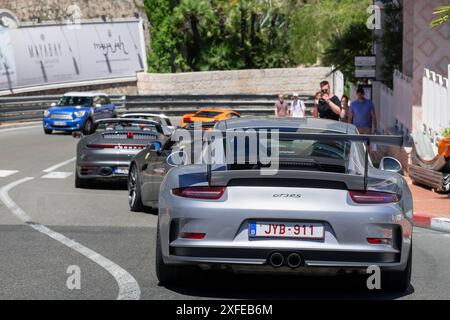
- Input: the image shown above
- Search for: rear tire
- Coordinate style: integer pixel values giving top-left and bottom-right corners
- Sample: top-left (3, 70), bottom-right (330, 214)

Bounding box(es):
top-left (128, 164), bottom-right (144, 212)
top-left (156, 225), bottom-right (199, 286)
top-left (44, 128), bottom-right (53, 135)
top-left (382, 245), bottom-right (412, 292)
top-left (75, 172), bottom-right (90, 189)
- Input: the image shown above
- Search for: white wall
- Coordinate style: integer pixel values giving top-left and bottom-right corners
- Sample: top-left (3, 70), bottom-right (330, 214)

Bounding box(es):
top-left (373, 70), bottom-right (413, 136)
top-left (422, 65), bottom-right (450, 138)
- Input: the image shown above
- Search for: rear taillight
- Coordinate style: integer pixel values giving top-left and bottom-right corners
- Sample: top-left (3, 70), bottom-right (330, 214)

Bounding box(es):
top-left (183, 117), bottom-right (192, 123)
top-left (367, 238), bottom-right (392, 245)
top-left (349, 191), bottom-right (400, 204)
top-left (172, 187), bottom-right (226, 200)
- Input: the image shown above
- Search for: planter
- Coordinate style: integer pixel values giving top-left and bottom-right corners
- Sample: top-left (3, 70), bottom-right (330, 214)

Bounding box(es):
top-left (438, 137), bottom-right (450, 158)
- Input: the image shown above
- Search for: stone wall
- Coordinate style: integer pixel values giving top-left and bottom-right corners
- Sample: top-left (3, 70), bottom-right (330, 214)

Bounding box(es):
top-left (0, 0), bottom-right (150, 48)
top-left (137, 67), bottom-right (338, 96)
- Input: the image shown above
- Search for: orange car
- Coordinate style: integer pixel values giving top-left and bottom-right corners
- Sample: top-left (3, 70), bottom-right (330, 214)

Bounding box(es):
top-left (180, 108), bottom-right (241, 128)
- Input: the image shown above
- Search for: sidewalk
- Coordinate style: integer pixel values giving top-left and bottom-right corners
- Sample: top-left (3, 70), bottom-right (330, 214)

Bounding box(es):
top-left (408, 177), bottom-right (450, 232)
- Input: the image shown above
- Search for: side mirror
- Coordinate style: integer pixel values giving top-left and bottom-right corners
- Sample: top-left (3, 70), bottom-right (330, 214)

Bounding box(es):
top-left (72, 131), bottom-right (83, 139)
top-left (166, 151), bottom-right (188, 167)
top-left (380, 157), bottom-right (403, 174)
top-left (147, 141), bottom-right (162, 151)
top-left (51, 102), bottom-right (57, 107)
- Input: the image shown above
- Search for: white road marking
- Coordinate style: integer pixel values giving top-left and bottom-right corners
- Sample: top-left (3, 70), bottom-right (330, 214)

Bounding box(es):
top-left (0, 178), bottom-right (141, 300)
top-left (0, 170), bottom-right (18, 178)
top-left (43, 157), bottom-right (76, 173)
top-left (41, 172), bottom-right (73, 179)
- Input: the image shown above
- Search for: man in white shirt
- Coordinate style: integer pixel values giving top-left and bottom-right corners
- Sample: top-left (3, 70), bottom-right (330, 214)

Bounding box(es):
top-left (289, 93), bottom-right (306, 118)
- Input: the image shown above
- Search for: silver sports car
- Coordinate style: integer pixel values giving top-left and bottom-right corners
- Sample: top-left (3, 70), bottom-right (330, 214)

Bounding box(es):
top-left (74, 118), bottom-right (167, 188)
top-left (155, 117), bottom-right (413, 292)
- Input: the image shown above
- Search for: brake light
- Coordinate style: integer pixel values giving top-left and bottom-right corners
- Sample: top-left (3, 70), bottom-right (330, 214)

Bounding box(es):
top-left (184, 117), bottom-right (192, 122)
top-left (367, 238), bottom-right (392, 245)
top-left (172, 187), bottom-right (226, 200)
top-left (127, 132), bottom-right (134, 139)
top-left (349, 191), bottom-right (400, 204)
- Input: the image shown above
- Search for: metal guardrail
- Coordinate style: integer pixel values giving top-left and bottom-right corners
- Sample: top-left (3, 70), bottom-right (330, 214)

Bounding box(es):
top-left (0, 94), bottom-right (314, 122)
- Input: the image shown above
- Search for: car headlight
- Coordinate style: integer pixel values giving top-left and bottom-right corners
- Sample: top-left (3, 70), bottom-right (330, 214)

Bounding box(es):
top-left (74, 111), bottom-right (86, 118)
top-left (44, 110), bottom-right (50, 117)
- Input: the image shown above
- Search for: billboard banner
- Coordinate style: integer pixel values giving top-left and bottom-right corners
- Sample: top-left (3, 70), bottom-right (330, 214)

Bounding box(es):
top-left (0, 20), bottom-right (145, 91)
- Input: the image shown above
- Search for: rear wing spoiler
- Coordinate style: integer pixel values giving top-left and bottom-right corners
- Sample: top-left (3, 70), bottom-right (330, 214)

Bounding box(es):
top-left (204, 131), bottom-right (404, 191)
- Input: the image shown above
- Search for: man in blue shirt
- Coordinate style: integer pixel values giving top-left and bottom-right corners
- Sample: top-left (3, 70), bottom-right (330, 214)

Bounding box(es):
top-left (348, 87), bottom-right (377, 134)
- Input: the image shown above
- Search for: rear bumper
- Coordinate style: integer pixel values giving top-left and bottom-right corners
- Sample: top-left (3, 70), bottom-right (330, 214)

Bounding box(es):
top-left (43, 117), bottom-right (85, 131)
top-left (167, 245), bottom-right (406, 271)
top-left (76, 162), bottom-right (130, 179)
top-left (158, 189), bottom-right (413, 273)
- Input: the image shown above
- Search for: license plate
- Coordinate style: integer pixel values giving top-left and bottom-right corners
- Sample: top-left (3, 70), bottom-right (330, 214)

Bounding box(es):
top-left (114, 167), bottom-right (129, 175)
top-left (53, 121), bottom-right (67, 126)
top-left (249, 222), bottom-right (325, 239)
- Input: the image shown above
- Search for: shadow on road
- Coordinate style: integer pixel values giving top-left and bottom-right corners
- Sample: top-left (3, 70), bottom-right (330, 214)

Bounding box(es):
top-left (164, 271), bottom-right (414, 300)
top-left (78, 180), bottom-right (128, 191)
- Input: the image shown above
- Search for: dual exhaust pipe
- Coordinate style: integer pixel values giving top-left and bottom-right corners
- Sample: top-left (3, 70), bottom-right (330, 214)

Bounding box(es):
top-left (269, 252), bottom-right (303, 269)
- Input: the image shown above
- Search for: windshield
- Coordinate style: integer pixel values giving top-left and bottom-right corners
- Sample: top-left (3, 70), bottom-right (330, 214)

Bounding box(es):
top-left (58, 96), bottom-right (92, 107)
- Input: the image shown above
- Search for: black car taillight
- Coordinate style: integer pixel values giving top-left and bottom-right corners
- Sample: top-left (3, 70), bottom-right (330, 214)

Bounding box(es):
top-left (172, 187), bottom-right (226, 200)
top-left (349, 191), bottom-right (401, 204)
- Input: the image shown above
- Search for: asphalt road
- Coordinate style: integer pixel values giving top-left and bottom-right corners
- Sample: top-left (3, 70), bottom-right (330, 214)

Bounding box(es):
top-left (1, 124), bottom-right (450, 300)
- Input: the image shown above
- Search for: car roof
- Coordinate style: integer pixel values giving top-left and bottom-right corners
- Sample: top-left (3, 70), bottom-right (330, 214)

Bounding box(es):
top-left (216, 116), bottom-right (358, 134)
top-left (63, 92), bottom-right (108, 97)
top-left (196, 108), bottom-right (237, 114)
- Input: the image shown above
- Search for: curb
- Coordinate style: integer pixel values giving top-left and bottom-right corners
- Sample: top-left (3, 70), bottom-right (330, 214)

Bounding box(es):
top-left (414, 214), bottom-right (450, 233)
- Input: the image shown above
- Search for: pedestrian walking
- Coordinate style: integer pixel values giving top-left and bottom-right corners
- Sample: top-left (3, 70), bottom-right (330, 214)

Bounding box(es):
top-left (275, 94), bottom-right (289, 117)
top-left (348, 87), bottom-right (377, 134)
top-left (315, 81), bottom-right (342, 121)
top-left (289, 93), bottom-right (306, 118)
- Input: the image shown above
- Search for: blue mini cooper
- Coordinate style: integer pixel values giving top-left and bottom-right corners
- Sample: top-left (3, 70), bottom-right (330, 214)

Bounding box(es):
top-left (43, 92), bottom-right (116, 135)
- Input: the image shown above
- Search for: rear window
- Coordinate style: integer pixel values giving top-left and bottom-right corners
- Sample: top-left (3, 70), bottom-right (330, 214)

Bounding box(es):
top-left (195, 111), bottom-right (222, 118)
top-left (206, 129), bottom-right (356, 174)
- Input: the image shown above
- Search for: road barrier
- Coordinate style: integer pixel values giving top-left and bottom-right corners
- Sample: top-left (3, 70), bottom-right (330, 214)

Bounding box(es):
top-left (0, 94), bottom-right (314, 123)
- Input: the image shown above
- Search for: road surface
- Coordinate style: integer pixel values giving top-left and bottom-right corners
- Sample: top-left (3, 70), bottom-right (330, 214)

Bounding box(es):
top-left (1, 125), bottom-right (450, 300)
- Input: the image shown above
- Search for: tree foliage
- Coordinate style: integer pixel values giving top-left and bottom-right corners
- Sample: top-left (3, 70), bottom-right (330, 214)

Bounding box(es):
top-left (432, 5), bottom-right (450, 28)
top-left (145, 0), bottom-right (373, 73)
top-left (322, 22), bottom-right (373, 84)
top-left (380, 0), bottom-right (403, 88)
